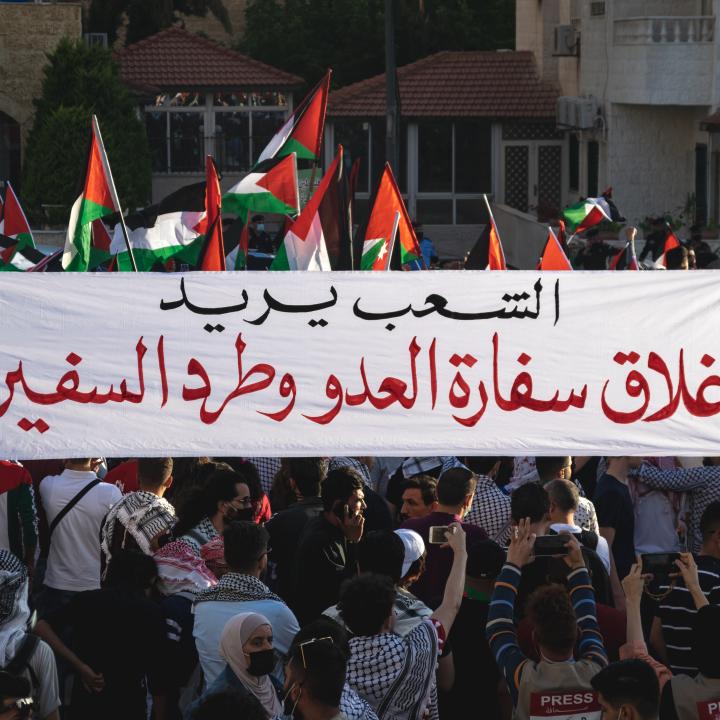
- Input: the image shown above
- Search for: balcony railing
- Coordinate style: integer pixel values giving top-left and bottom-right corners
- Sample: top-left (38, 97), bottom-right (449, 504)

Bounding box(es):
top-left (614, 16), bottom-right (715, 44)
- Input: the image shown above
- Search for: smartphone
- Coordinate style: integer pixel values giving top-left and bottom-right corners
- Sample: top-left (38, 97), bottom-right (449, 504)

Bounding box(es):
top-left (641, 552), bottom-right (680, 578)
top-left (429, 526), bottom-right (450, 545)
top-left (533, 535), bottom-right (570, 557)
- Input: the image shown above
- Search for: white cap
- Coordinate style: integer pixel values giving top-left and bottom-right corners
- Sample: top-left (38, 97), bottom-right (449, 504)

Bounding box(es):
top-left (394, 529), bottom-right (426, 578)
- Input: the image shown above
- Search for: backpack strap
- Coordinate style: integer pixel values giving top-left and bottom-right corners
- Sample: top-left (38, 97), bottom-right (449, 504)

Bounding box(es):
top-left (49, 479), bottom-right (102, 538)
top-left (5, 634), bottom-right (39, 689)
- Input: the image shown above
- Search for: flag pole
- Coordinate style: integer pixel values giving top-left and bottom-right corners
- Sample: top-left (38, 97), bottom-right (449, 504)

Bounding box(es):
top-left (384, 211), bottom-right (401, 271)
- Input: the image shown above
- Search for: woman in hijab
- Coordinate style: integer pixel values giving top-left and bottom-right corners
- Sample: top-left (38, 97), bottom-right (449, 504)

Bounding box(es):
top-left (187, 612), bottom-right (283, 720)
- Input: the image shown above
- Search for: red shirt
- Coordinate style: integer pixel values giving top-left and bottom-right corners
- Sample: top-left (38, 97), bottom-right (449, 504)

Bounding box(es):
top-left (104, 460), bottom-right (139, 494)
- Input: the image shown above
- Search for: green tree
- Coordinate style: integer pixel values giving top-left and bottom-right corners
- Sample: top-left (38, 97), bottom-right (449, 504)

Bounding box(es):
top-left (87, 0), bottom-right (231, 46)
top-left (239, 0), bottom-right (514, 89)
top-left (22, 39), bottom-right (151, 225)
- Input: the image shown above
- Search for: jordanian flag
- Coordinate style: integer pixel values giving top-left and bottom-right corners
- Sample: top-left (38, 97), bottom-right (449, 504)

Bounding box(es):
top-left (109, 182), bottom-right (206, 271)
top-left (223, 152), bottom-right (300, 220)
top-left (361, 163), bottom-right (419, 270)
top-left (256, 71), bottom-right (331, 165)
top-left (63, 116), bottom-right (123, 271)
top-left (0, 233), bottom-right (45, 272)
top-left (1, 183), bottom-right (34, 248)
top-left (271, 146), bottom-right (344, 271)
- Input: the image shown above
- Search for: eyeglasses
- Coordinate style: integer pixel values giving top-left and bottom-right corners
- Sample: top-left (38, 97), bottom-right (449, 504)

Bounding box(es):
top-left (297, 636), bottom-right (334, 669)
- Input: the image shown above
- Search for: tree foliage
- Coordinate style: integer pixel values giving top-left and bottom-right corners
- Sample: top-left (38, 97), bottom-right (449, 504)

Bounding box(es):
top-left (87, 0), bottom-right (232, 46)
top-left (239, 0), bottom-right (514, 88)
top-left (22, 39), bottom-right (151, 225)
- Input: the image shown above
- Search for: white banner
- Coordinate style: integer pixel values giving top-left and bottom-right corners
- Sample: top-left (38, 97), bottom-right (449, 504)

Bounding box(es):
top-left (1, 271), bottom-right (720, 458)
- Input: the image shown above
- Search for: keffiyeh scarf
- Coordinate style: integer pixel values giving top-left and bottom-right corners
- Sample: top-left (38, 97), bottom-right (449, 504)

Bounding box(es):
top-left (0, 550), bottom-right (30, 667)
top-left (153, 540), bottom-right (217, 597)
top-left (193, 572), bottom-right (283, 605)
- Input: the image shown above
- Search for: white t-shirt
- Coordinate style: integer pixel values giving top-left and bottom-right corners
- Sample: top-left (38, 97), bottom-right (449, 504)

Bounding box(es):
top-left (550, 522), bottom-right (611, 574)
top-left (25, 638), bottom-right (60, 719)
top-left (40, 469), bottom-right (121, 591)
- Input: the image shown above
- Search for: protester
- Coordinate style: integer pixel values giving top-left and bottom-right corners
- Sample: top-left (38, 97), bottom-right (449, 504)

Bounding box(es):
top-left (38, 458), bottom-right (122, 613)
top-left (187, 612), bottom-right (283, 719)
top-left (0, 551), bottom-right (59, 720)
top-left (265, 458), bottom-right (327, 600)
top-left (214, 460), bottom-right (272, 524)
top-left (399, 476), bottom-right (438, 520)
top-left (487, 519), bottom-right (608, 720)
top-left (173, 468), bottom-right (253, 554)
top-left (0, 461), bottom-right (37, 570)
top-left (100, 457), bottom-right (176, 567)
top-left (591, 660), bottom-right (660, 720)
top-left (291, 468), bottom-right (366, 624)
top-left (339, 522), bottom-right (467, 720)
top-left (462, 457), bottom-right (512, 544)
top-left (34, 550), bottom-right (168, 720)
top-left (193, 521), bottom-right (299, 687)
top-left (401, 467), bottom-right (486, 605)
top-left (189, 688), bottom-right (267, 720)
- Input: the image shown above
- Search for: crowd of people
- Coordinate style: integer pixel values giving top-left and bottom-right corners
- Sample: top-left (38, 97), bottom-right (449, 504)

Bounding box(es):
top-left (0, 453), bottom-right (718, 720)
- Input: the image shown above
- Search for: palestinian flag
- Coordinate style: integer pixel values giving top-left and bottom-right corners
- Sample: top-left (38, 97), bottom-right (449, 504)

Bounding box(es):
top-left (1, 183), bottom-right (34, 248)
top-left (361, 163), bottom-right (420, 270)
top-left (256, 70), bottom-right (331, 165)
top-left (109, 182), bottom-right (206, 271)
top-left (198, 156), bottom-right (225, 271)
top-left (225, 219), bottom-right (249, 270)
top-left (563, 197), bottom-right (612, 235)
top-left (654, 225), bottom-right (682, 269)
top-left (538, 227), bottom-right (572, 270)
top-left (0, 233), bottom-right (45, 272)
top-left (222, 152), bottom-right (300, 219)
top-left (465, 203), bottom-right (507, 270)
top-left (63, 116), bottom-right (123, 271)
top-left (609, 241), bottom-right (640, 271)
top-left (271, 146), bottom-right (344, 271)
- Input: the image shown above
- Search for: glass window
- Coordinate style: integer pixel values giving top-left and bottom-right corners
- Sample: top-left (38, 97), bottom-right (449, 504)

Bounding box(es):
top-left (145, 112), bottom-right (167, 172)
top-left (215, 112), bottom-right (250, 172)
top-left (416, 199), bottom-right (453, 224)
top-left (370, 119), bottom-right (385, 188)
top-left (418, 122), bottom-right (452, 192)
top-left (169, 112), bottom-right (204, 172)
top-left (251, 111), bottom-right (285, 165)
top-left (456, 199), bottom-right (488, 224)
top-left (454, 120), bottom-right (491, 193)
top-left (333, 120), bottom-right (371, 194)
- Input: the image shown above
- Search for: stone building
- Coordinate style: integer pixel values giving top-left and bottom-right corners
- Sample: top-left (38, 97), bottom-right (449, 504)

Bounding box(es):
top-left (517, 0), bottom-right (720, 226)
top-left (0, 1), bottom-right (82, 188)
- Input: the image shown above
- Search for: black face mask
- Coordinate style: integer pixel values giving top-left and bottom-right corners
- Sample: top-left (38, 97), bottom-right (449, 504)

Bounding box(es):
top-left (245, 648), bottom-right (276, 677)
top-left (225, 506), bottom-right (254, 524)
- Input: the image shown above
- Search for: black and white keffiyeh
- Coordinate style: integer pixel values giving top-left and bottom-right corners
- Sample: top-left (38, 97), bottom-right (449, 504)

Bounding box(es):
top-left (346, 620), bottom-right (439, 720)
top-left (101, 490), bottom-right (176, 562)
top-left (178, 516), bottom-right (219, 555)
top-left (0, 550), bottom-right (30, 667)
top-left (193, 572), bottom-right (283, 605)
top-left (340, 683), bottom-right (380, 720)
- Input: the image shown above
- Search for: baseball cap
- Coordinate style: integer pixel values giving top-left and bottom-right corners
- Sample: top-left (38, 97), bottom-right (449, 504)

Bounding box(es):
top-left (394, 529), bottom-right (426, 578)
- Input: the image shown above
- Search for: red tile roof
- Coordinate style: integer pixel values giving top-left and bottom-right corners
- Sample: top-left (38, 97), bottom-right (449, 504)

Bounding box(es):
top-left (118, 27), bottom-right (303, 92)
top-left (328, 51), bottom-right (558, 119)
top-left (701, 111), bottom-right (720, 129)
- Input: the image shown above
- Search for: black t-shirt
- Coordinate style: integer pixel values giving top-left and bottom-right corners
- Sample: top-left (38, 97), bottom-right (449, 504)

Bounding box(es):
top-left (593, 473), bottom-right (635, 580)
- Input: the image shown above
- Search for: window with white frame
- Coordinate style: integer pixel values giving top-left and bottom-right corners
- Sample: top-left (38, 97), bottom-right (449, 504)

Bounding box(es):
top-left (144, 91), bottom-right (289, 173)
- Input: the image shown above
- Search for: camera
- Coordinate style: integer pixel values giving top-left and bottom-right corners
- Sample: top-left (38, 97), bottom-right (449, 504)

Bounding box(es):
top-left (533, 535), bottom-right (570, 557)
top-left (641, 552), bottom-right (680, 579)
top-left (428, 526), bottom-right (450, 545)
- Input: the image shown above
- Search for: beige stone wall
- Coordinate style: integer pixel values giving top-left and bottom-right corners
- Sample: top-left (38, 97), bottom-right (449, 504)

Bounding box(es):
top-left (0, 3), bottom-right (82, 145)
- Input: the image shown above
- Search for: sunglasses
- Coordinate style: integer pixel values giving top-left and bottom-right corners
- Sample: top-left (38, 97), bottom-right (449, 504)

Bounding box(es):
top-left (297, 636), bottom-right (334, 669)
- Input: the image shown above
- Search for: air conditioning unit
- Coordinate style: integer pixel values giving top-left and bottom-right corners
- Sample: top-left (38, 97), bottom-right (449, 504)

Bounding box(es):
top-left (554, 25), bottom-right (578, 56)
top-left (83, 33), bottom-right (109, 48)
top-left (556, 97), bottom-right (575, 128)
top-left (575, 97), bottom-right (598, 129)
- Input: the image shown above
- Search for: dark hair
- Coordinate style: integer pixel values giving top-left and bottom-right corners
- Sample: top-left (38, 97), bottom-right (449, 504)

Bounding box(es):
top-left (511, 483), bottom-right (549, 523)
top-left (104, 550), bottom-right (157, 594)
top-left (357, 530), bottom-right (405, 584)
top-left (665, 245), bottom-right (689, 270)
top-left (338, 574), bottom-right (395, 636)
top-left (166, 457), bottom-right (210, 504)
top-left (0, 670), bottom-right (31, 702)
top-left (535, 457), bottom-right (571, 484)
top-left (590, 660), bottom-right (660, 720)
top-left (223, 521), bottom-right (269, 572)
top-left (321, 468), bottom-right (364, 513)
top-left (463, 457), bottom-right (500, 476)
top-left (701, 501), bottom-right (720, 541)
top-left (191, 688), bottom-right (267, 720)
top-left (289, 458), bottom-right (328, 497)
top-left (173, 468), bottom-right (246, 537)
top-left (288, 620), bottom-right (348, 707)
top-left (693, 604), bottom-right (720, 677)
top-left (525, 584), bottom-right (577, 654)
top-left (215, 459), bottom-right (263, 501)
top-left (466, 540), bottom-right (506, 580)
top-left (436, 467), bottom-right (476, 507)
top-left (137, 458), bottom-right (173, 490)
top-left (545, 479), bottom-right (579, 513)
top-left (400, 476), bottom-right (437, 506)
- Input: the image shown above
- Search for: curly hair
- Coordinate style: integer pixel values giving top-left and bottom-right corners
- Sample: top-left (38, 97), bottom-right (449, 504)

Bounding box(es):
top-left (525, 583), bottom-right (577, 655)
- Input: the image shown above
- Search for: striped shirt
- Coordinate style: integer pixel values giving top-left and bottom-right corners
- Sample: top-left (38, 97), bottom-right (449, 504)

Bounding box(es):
top-left (655, 554), bottom-right (720, 676)
top-left (486, 563), bottom-right (608, 709)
